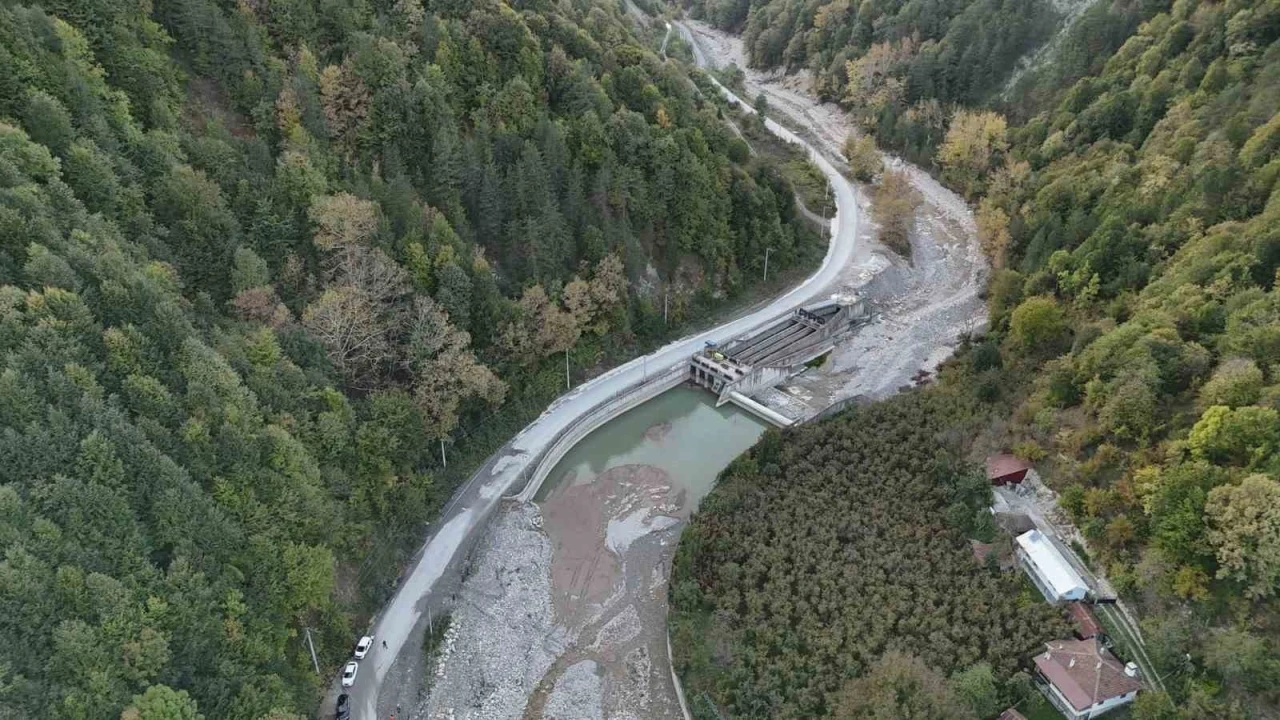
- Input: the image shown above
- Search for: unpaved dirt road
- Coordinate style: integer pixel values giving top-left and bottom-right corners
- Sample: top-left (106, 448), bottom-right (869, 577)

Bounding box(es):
top-left (372, 15), bottom-right (989, 720)
top-left (677, 19), bottom-right (989, 408)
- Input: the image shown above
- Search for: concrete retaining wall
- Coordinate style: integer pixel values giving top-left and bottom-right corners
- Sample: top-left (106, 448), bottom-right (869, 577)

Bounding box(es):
top-left (725, 391), bottom-right (794, 427)
top-left (718, 364), bottom-right (793, 406)
top-left (667, 630), bottom-right (694, 720)
top-left (515, 366), bottom-right (689, 502)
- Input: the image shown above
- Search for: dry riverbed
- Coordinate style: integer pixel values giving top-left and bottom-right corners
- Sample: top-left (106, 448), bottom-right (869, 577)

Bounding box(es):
top-left (396, 19), bottom-right (988, 720)
top-left (409, 427), bottom-right (693, 720)
top-left (679, 19), bottom-right (989, 412)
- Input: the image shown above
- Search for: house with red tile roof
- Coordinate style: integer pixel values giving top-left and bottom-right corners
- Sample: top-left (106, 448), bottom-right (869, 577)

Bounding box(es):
top-left (1034, 638), bottom-right (1141, 719)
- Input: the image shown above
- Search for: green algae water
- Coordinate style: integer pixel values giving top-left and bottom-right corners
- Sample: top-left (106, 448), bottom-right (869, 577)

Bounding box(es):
top-left (534, 386), bottom-right (768, 506)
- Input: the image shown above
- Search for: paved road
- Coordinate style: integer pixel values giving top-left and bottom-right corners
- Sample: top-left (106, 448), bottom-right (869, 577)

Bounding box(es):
top-left (344, 21), bottom-right (864, 720)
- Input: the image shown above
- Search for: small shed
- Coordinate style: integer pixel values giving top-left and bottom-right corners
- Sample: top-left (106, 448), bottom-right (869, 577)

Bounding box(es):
top-left (1067, 601), bottom-right (1103, 640)
top-left (998, 710), bottom-right (1028, 720)
top-left (987, 454), bottom-right (1031, 486)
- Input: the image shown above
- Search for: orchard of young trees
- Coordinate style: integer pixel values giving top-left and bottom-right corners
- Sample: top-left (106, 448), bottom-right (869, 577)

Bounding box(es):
top-left (0, 0), bottom-right (824, 717)
top-left (669, 387), bottom-right (1068, 719)
top-left (672, 0), bottom-right (1280, 715)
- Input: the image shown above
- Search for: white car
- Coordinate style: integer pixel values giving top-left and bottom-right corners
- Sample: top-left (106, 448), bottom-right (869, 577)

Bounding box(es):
top-left (341, 661), bottom-right (358, 688)
top-left (354, 635), bottom-right (374, 659)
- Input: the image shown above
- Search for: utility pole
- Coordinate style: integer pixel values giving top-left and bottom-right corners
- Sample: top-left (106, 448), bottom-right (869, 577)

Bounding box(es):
top-left (763, 247), bottom-right (773, 282)
top-left (565, 349), bottom-right (571, 390)
top-left (663, 289), bottom-right (669, 324)
top-left (303, 627), bottom-right (320, 675)
top-left (440, 439), bottom-right (447, 469)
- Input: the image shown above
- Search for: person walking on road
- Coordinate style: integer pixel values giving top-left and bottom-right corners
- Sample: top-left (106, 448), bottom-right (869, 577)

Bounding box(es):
top-left (382, 640), bottom-right (387, 649)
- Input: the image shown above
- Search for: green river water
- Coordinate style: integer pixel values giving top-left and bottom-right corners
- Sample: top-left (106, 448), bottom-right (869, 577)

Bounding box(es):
top-left (534, 386), bottom-right (769, 505)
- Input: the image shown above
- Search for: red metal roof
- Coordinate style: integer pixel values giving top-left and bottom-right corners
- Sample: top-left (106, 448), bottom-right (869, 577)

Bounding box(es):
top-left (1067, 601), bottom-right (1102, 639)
top-left (1034, 638), bottom-right (1141, 711)
top-left (987, 454), bottom-right (1031, 480)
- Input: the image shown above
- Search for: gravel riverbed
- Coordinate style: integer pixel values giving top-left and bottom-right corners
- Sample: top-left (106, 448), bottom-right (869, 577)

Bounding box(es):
top-left (403, 19), bottom-right (988, 720)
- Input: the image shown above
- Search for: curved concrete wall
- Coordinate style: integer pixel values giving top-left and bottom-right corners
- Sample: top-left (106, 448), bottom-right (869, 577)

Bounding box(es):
top-left (515, 366), bottom-right (689, 502)
top-left (668, 629), bottom-right (694, 720)
top-left (724, 391), bottom-right (794, 427)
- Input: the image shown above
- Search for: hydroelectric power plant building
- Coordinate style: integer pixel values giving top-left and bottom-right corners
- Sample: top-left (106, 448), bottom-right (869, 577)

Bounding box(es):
top-left (688, 298), bottom-right (867, 425)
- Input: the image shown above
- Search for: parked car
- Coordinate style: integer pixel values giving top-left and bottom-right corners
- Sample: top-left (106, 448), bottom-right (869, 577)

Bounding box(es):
top-left (354, 635), bottom-right (374, 659)
top-left (335, 693), bottom-right (351, 720)
top-left (341, 661), bottom-right (358, 688)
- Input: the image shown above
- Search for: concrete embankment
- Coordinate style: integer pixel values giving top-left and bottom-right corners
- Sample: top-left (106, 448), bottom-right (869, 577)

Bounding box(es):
top-left (516, 366), bottom-right (689, 502)
top-left (724, 390), bottom-right (794, 427)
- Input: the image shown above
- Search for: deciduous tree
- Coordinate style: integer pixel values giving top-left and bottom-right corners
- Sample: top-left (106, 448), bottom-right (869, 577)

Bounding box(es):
top-left (937, 110), bottom-right (1008, 198)
top-left (1206, 474), bottom-right (1280, 598)
top-left (120, 685), bottom-right (204, 720)
top-left (832, 651), bottom-right (975, 720)
top-left (843, 133), bottom-right (881, 181)
top-left (872, 169), bottom-right (920, 256)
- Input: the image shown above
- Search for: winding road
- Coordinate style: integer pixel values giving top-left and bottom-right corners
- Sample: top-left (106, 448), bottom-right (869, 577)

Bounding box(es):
top-left (344, 19), bottom-right (866, 720)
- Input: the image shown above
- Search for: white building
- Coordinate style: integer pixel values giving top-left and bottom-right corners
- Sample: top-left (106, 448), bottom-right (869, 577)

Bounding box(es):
top-left (1015, 529), bottom-right (1088, 602)
top-left (1034, 638), bottom-right (1141, 718)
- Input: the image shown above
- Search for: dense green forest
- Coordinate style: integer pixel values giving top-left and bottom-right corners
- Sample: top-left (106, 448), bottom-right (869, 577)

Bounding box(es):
top-left (669, 385), bottom-right (1069, 719)
top-left (0, 0), bottom-right (825, 717)
top-left (671, 0), bottom-right (1280, 716)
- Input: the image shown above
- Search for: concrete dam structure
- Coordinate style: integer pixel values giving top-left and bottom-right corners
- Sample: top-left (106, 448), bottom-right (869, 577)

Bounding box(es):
top-left (689, 297), bottom-right (868, 424)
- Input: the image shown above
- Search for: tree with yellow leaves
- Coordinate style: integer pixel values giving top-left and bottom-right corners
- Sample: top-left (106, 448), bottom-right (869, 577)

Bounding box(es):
top-left (1206, 474), bottom-right (1280, 599)
top-left (872, 169), bottom-right (920, 256)
top-left (843, 39), bottom-right (915, 128)
top-left (406, 297), bottom-right (507, 440)
top-left (975, 199), bottom-right (1011, 268)
top-left (842, 133), bottom-right (881, 181)
top-left (937, 110), bottom-right (1008, 199)
top-left (318, 62), bottom-right (370, 152)
top-left (308, 192), bottom-right (380, 254)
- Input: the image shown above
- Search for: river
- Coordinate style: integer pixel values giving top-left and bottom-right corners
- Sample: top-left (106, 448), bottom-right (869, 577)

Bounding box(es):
top-left (412, 387), bottom-right (767, 720)
top-left (534, 387), bottom-right (767, 506)
top-left (375, 7), bottom-right (985, 719)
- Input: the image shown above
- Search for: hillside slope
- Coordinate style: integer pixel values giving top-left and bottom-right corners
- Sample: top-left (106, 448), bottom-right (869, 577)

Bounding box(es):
top-left (0, 0), bottom-right (823, 717)
top-left (671, 0), bottom-right (1280, 715)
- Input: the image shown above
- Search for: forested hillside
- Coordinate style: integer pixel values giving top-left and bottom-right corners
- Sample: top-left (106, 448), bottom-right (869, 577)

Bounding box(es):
top-left (682, 0), bottom-right (1064, 158)
top-left (966, 0), bottom-right (1280, 714)
top-left (0, 0), bottom-right (823, 717)
top-left (672, 0), bottom-right (1280, 716)
top-left (669, 387), bottom-right (1068, 719)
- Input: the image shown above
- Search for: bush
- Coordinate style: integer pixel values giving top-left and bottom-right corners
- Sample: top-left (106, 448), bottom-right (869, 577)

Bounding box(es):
top-left (1009, 295), bottom-right (1068, 354)
top-left (842, 133), bottom-right (881, 181)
